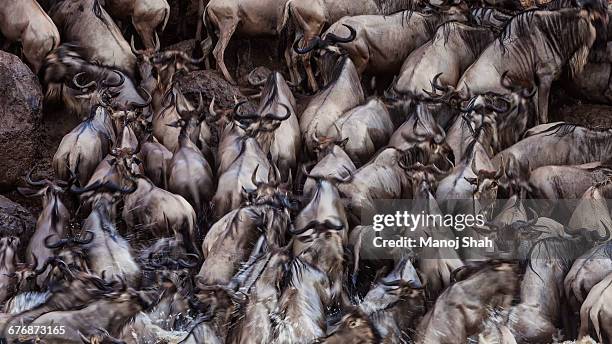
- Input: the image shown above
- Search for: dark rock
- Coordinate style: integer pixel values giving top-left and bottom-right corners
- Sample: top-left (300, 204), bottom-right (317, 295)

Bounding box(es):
top-left (0, 51), bottom-right (43, 188)
top-left (176, 69), bottom-right (251, 110)
top-left (0, 195), bottom-right (36, 256)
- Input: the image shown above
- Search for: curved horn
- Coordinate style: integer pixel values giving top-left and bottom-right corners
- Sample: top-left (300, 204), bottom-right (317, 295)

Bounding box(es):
top-left (102, 70), bottom-right (125, 87)
top-left (73, 72), bottom-right (96, 89)
top-left (323, 24), bottom-right (357, 44)
top-left (44, 235), bottom-right (69, 249)
top-left (500, 71), bottom-right (518, 92)
top-left (251, 165), bottom-right (261, 187)
top-left (323, 218), bottom-right (345, 231)
top-left (73, 231), bottom-right (95, 245)
top-left (262, 104), bottom-right (291, 121)
top-left (34, 257), bottom-right (54, 275)
top-left (594, 221), bottom-right (612, 242)
top-left (289, 220), bottom-right (319, 235)
top-left (293, 36), bottom-right (323, 54)
top-left (25, 168), bottom-right (46, 187)
top-left (177, 257), bottom-right (199, 268)
top-left (207, 96), bottom-right (219, 121)
top-left (128, 87), bottom-right (153, 108)
top-left (233, 100), bottom-right (259, 119)
top-left (522, 86), bottom-right (537, 98)
top-left (311, 130), bottom-right (321, 144)
top-left (154, 31), bottom-right (160, 52)
top-left (130, 35), bottom-right (145, 56)
top-left (431, 73), bottom-right (449, 92)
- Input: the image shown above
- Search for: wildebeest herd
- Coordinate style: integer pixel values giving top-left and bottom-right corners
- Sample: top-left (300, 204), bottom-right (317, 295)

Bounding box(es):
top-left (3, 0), bottom-right (612, 342)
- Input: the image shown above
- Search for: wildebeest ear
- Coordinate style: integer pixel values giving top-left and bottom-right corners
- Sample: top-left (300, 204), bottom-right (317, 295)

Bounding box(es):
top-left (17, 187), bottom-right (41, 198)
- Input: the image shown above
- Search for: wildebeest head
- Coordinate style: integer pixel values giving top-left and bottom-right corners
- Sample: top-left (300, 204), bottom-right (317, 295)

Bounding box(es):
top-left (311, 128), bottom-right (349, 161)
top-left (318, 308), bottom-right (379, 344)
top-left (233, 100), bottom-right (292, 145)
top-left (464, 157), bottom-right (505, 211)
top-left (294, 25), bottom-right (357, 85)
top-left (242, 165), bottom-right (296, 211)
top-left (398, 146), bottom-right (451, 197)
top-left (450, 259), bottom-right (519, 295)
top-left (18, 167), bottom-right (76, 205)
top-left (132, 35), bottom-right (205, 89)
top-left (408, 107), bottom-right (455, 171)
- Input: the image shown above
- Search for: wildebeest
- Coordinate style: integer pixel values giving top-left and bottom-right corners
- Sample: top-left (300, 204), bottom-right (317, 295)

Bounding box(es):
top-left (416, 260), bottom-right (518, 343)
top-left (102, 0), bottom-right (170, 50)
top-left (0, 0), bottom-right (60, 73)
top-left (565, 242), bottom-right (612, 312)
top-left (197, 201), bottom-right (290, 287)
top-left (18, 171), bottom-right (73, 288)
top-left (578, 271), bottom-right (612, 343)
top-left (506, 236), bottom-right (601, 343)
top-left (359, 258), bottom-right (426, 343)
top-left (302, 133), bottom-right (356, 199)
top-left (80, 196), bottom-right (141, 286)
top-left (122, 175), bottom-right (200, 254)
top-left (280, 0), bottom-right (420, 90)
top-left (42, 45), bottom-right (151, 115)
top-left (200, 0), bottom-right (293, 83)
top-left (0, 237), bottom-right (20, 304)
top-left (270, 257), bottom-right (332, 343)
top-left (23, 287), bottom-right (164, 343)
top-left (493, 123), bottom-right (612, 176)
top-left (328, 98), bottom-right (394, 166)
top-left (49, 0), bottom-right (137, 76)
top-left (166, 113), bottom-right (215, 220)
top-left (139, 129), bottom-right (173, 189)
top-left (211, 137), bottom-right (275, 219)
top-left (294, 6), bottom-right (468, 87)
top-left (229, 247), bottom-right (292, 344)
top-left (243, 72), bottom-right (301, 181)
top-left (436, 8), bottom-right (600, 124)
top-left (300, 57), bottom-right (365, 157)
top-left (53, 105), bottom-right (116, 186)
top-left (389, 21), bottom-right (496, 101)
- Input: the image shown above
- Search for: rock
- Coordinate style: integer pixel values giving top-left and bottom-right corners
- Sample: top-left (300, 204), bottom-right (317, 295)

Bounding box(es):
top-left (176, 69), bottom-right (251, 110)
top-left (0, 51), bottom-right (43, 188)
top-left (0, 195), bottom-right (36, 256)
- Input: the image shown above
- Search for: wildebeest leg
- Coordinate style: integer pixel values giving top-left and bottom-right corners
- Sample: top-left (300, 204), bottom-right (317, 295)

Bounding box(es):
top-left (210, 14), bottom-right (239, 84)
top-left (195, 0), bottom-right (204, 40)
top-left (303, 50), bottom-right (318, 92)
top-left (535, 67), bottom-right (555, 124)
top-left (133, 18), bottom-right (156, 51)
top-left (285, 40), bottom-right (301, 86)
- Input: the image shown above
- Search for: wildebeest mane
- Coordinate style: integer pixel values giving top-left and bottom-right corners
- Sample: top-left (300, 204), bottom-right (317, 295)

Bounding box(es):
top-left (526, 236), bottom-right (583, 281)
top-left (436, 21), bottom-right (493, 56)
top-left (497, 9), bottom-right (539, 48)
top-left (541, 122), bottom-right (612, 137)
top-left (375, 0), bottom-right (421, 15)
